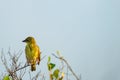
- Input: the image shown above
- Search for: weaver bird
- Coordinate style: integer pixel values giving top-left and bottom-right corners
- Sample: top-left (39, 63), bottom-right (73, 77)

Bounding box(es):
top-left (22, 36), bottom-right (41, 71)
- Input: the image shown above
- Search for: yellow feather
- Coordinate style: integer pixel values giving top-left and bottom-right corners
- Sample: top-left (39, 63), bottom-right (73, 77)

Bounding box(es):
top-left (23, 36), bottom-right (41, 71)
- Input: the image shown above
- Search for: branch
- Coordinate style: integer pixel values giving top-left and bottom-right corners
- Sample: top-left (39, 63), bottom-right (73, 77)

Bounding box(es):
top-left (1, 50), bottom-right (46, 80)
top-left (14, 55), bottom-right (46, 72)
top-left (52, 53), bottom-right (80, 80)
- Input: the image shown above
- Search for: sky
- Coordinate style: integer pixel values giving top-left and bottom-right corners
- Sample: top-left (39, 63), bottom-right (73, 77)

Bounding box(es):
top-left (0, 0), bottom-right (120, 80)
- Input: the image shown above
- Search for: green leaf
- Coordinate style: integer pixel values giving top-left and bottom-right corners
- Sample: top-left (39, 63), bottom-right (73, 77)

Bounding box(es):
top-left (53, 69), bottom-right (60, 79)
top-left (3, 75), bottom-right (10, 80)
top-left (48, 63), bottom-right (56, 71)
top-left (48, 56), bottom-right (51, 63)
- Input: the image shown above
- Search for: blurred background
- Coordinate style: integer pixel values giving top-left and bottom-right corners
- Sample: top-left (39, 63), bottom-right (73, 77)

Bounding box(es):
top-left (0, 0), bottom-right (120, 80)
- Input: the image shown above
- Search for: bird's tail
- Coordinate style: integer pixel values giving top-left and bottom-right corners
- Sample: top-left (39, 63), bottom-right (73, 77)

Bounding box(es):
top-left (31, 64), bottom-right (36, 71)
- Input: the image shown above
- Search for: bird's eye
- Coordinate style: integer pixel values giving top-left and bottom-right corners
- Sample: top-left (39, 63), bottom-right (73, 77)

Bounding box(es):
top-left (26, 39), bottom-right (29, 42)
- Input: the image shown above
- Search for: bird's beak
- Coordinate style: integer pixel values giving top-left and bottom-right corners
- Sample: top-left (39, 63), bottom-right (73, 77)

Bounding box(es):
top-left (22, 40), bottom-right (26, 42)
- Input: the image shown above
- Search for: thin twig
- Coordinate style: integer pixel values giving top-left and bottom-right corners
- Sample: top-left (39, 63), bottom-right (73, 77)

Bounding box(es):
top-left (52, 53), bottom-right (80, 80)
top-left (14, 55), bottom-right (46, 72)
top-left (1, 50), bottom-right (46, 80)
top-left (32, 71), bottom-right (41, 80)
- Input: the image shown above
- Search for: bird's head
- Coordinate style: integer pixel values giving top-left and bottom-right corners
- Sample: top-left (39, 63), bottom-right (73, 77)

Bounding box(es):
top-left (22, 36), bottom-right (36, 44)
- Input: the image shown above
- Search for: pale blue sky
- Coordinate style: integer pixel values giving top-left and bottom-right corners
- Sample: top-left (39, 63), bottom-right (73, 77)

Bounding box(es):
top-left (0, 0), bottom-right (120, 80)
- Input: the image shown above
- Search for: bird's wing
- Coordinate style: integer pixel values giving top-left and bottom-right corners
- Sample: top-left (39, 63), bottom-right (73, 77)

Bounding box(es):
top-left (37, 45), bottom-right (41, 65)
top-left (25, 45), bottom-right (32, 63)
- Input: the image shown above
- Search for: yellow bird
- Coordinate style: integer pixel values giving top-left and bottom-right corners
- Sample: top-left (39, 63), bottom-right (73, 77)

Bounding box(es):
top-left (22, 36), bottom-right (41, 71)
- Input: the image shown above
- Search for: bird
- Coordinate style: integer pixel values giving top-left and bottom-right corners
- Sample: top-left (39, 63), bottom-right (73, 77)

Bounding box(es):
top-left (22, 36), bottom-right (41, 71)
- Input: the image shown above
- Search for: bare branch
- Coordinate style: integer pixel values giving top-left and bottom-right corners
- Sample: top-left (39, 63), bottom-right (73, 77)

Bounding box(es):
top-left (52, 53), bottom-right (80, 80)
top-left (1, 49), bottom-right (46, 80)
top-left (31, 71), bottom-right (41, 80)
top-left (14, 55), bottom-right (46, 72)
top-left (40, 73), bottom-right (46, 80)
top-left (19, 68), bottom-right (26, 80)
